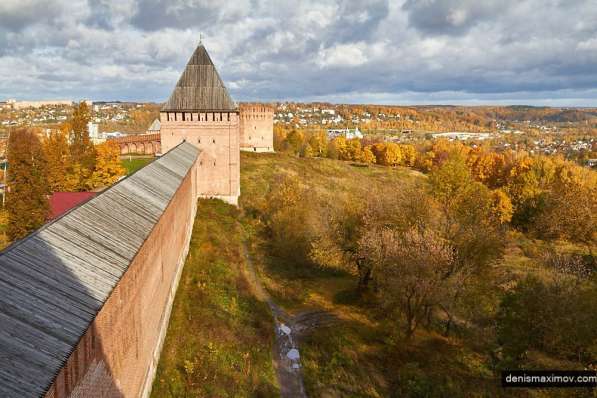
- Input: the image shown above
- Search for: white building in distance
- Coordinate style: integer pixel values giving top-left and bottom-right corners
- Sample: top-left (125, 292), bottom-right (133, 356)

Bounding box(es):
top-left (327, 127), bottom-right (364, 140)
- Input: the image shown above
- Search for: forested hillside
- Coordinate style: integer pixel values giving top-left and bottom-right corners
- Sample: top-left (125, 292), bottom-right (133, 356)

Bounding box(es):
top-left (239, 151), bottom-right (596, 397)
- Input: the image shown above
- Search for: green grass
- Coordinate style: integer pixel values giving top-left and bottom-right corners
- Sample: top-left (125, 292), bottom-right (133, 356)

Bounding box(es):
top-left (151, 200), bottom-right (278, 398)
top-left (121, 157), bottom-right (154, 175)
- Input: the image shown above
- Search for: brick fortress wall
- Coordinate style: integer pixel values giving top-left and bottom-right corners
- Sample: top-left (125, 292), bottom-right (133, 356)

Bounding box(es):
top-left (160, 111), bottom-right (240, 205)
top-left (44, 156), bottom-right (198, 398)
top-left (109, 134), bottom-right (162, 156)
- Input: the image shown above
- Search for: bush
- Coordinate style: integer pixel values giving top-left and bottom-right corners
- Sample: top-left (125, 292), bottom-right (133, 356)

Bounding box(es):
top-left (497, 276), bottom-right (597, 367)
top-left (394, 363), bottom-right (464, 398)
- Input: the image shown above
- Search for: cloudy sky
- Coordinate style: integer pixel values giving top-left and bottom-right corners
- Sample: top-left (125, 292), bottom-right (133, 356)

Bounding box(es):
top-left (1, 0), bottom-right (597, 106)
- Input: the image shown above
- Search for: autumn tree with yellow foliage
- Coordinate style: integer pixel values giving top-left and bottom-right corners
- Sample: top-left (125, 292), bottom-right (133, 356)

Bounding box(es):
top-left (90, 141), bottom-right (126, 188)
top-left (42, 103), bottom-right (126, 192)
top-left (308, 131), bottom-right (328, 157)
top-left (360, 146), bottom-right (376, 164)
top-left (374, 142), bottom-right (402, 166)
top-left (70, 102), bottom-right (94, 166)
top-left (400, 144), bottom-right (417, 167)
top-left (43, 127), bottom-right (71, 192)
top-left (533, 159), bottom-right (597, 246)
top-left (67, 102), bottom-right (97, 189)
top-left (6, 128), bottom-right (50, 240)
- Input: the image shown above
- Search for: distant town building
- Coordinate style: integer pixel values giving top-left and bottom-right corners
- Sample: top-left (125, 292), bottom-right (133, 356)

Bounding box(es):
top-left (88, 122), bottom-right (99, 139)
top-left (87, 122), bottom-right (106, 144)
top-left (431, 132), bottom-right (493, 141)
top-left (327, 127), bottom-right (364, 140)
top-left (104, 131), bottom-right (125, 139)
top-left (8, 100), bottom-right (74, 110)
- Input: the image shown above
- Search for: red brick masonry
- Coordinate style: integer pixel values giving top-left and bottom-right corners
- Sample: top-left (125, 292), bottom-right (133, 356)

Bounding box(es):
top-left (44, 157), bottom-right (198, 398)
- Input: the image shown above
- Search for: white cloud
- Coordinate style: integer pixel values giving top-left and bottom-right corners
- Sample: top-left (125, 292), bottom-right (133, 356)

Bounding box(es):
top-left (0, 0), bottom-right (595, 105)
top-left (317, 43), bottom-right (368, 68)
top-left (577, 38), bottom-right (597, 51)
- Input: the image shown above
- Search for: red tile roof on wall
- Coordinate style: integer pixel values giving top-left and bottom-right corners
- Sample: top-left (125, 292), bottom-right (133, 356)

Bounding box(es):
top-left (49, 192), bottom-right (97, 219)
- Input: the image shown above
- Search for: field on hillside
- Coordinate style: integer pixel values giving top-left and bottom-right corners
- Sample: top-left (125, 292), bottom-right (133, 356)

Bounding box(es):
top-left (239, 152), bottom-right (595, 398)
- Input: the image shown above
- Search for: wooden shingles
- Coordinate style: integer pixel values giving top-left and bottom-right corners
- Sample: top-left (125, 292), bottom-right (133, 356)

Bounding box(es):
top-left (0, 142), bottom-right (198, 397)
top-left (161, 45), bottom-right (236, 111)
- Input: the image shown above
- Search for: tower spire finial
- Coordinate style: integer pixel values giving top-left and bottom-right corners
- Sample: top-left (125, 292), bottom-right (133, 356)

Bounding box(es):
top-left (199, 32), bottom-right (203, 44)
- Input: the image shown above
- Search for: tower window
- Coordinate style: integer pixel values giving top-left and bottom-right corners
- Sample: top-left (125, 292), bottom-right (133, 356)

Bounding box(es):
top-left (212, 138), bottom-right (216, 144)
top-left (198, 138), bottom-right (201, 144)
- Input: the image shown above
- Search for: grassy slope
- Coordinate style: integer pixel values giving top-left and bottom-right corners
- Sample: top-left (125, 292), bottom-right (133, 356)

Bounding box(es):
top-left (240, 152), bottom-right (584, 398)
top-left (240, 153), bottom-right (470, 397)
top-left (240, 152), bottom-right (423, 313)
top-left (151, 200), bottom-right (278, 397)
top-left (121, 157), bottom-right (154, 175)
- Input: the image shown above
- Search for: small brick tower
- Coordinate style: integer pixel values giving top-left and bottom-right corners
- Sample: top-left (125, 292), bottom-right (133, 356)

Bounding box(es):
top-left (160, 44), bottom-right (240, 205)
top-left (239, 103), bottom-right (274, 152)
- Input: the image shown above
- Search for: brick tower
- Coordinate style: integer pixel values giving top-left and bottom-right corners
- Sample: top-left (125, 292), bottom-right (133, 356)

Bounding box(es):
top-left (160, 44), bottom-right (240, 205)
top-left (239, 103), bottom-right (274, 152)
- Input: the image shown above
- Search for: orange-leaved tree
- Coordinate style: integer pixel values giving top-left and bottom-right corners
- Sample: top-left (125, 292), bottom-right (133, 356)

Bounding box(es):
top-left (69, 102), bottom-right (96, 189)
top-left (43, 126), bottom-right (72, 192)
top-left (90, 140), bottom-right (126, 189)
top-left (6, 128), bottom-right (50, 240)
